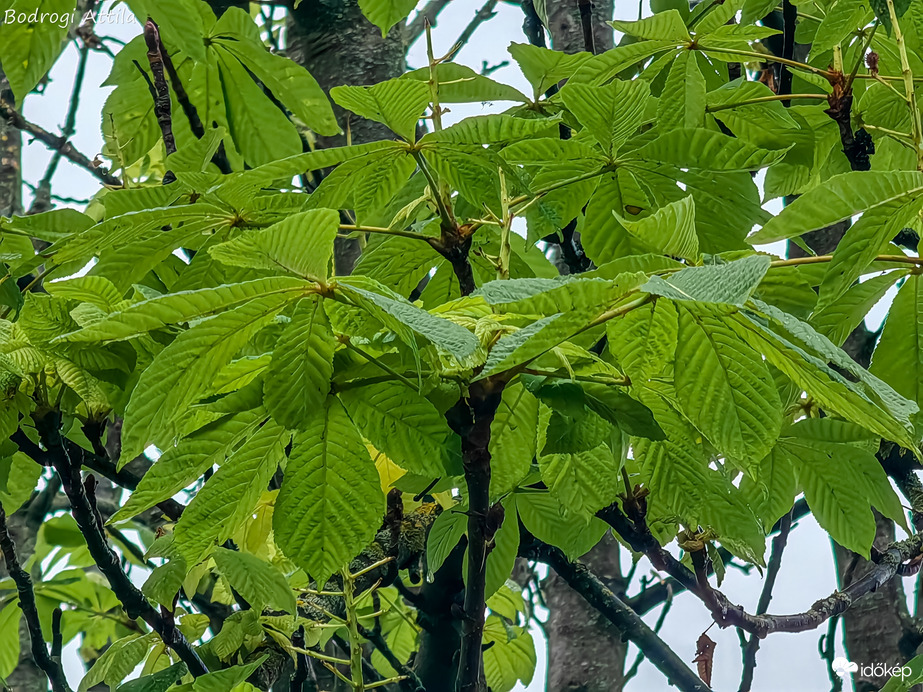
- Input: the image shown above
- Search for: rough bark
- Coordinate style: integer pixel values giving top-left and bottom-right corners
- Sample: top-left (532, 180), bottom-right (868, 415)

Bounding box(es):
top-left (546, 0), bottom-right (614, 54)
top-left (0, 73), bottom-right (21, 218)
top-left (285, 0), bottom-right (405, 274)
top-left (540, 4), bottom-right (627, 691)
top-left (543, 533), bottom-right (628, 692)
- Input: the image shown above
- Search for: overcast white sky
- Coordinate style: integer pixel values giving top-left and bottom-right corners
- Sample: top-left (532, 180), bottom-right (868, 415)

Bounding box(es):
top-left (15, 1), bottom-right (907, 690)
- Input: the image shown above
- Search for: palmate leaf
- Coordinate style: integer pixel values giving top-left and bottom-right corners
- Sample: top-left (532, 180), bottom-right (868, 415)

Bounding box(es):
top-left (738, 446), bottom-right (797, 528)
top-left (338, 381), bottom-right (460, 476)
top-left (507, 43), bottom-right (592, 99)
top-left (211, 8), bottom-right (338, 135)
top-left (274, 397), bottom-right (384, 587)
top-left (657, 50), bottom-right (706, 131)
top-left (483, 616), bottom-right (536, 692)
top-left (633, 383), bottom-right (765, 562)
top-left (609, 9), bottom-right (691, 41)
top-left (871, 274), bottom-right (923, 414)
top-left (59, 277), bottom-right (311, 343)
top-left (79, 633), bottom-right (158, 692)
top-left (628, 128), bottom-right (786, 172)
top-left (402, 63), bottom-right (528, 103)
top-left (750, 171), bottom-right (923, 244)
top-left (214, 47), bottom-right (303, 167)
top-left (560, 79), bottom-right (652, 155)
top-left (780, 435), bottom-right (902, 557)
top-left (816, 197), bottom-right (923, 311)
top-left (121, 294), bottom-right (292, 462)
top-left (331, 78), bottom-right (430, 141)
top-left (642, 254), bottom-right (770, 306)
top-left (337, 277), bottom-right (480, 361)
top-left (212, 547), bottom-right (296, 613)
top-left (209, 209), bottom-right (340, 281)
top-left (488, 382), bottom-right (539, 498)
top-left (265, 296), bottom-right (337, 430)
top-left (110, 409), bottom-right (267, 523)
top-left (675, 305), bottom-right (783, 465)
top-left (730, 305), bottom-right (918, 450)
top-left (513, 491), bottom-right (607, 561)
top-left (538, 443), bottom-right (621, 518)
top-left (0, 0), bottom-right (74, 101)
top-left (616, 195), bottom-right (700, 261)
top-left (173, 419), bottom-right (288, 564)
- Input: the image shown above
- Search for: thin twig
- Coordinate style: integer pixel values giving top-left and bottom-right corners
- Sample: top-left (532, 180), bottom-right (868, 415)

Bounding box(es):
top-left (0, 100), bottom-right (121, 187)
top-left (406, 0), bottom-right (451, 46)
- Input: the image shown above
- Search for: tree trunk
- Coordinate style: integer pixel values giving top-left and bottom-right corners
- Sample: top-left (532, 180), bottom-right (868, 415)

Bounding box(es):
top-left (285, 0), bottom-right (405, 275)
top-left (543, 533), bottom-right (628, 692)
top-left (540, 5), bottom-right (628, 691)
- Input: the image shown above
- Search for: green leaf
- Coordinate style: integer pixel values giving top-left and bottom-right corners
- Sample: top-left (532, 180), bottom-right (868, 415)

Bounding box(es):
top-left (483, 616), bottom-right (536, 692)
top-left (265, 296), bottom-right (337, 430)
top-left (751, 171), bottom-right (923, 244)
top-left (357, 0), bottom-right (416, 36)
top-left (213, 547), bottom-right (297, 613)
top-left (810, 0), bottom-right (874, 56)
top-left (331, 79), bottom-right (430, 141)
top-left (339, 382), bottom-right (460, 476)
top-left (811, 272), bottom-right (906, 347)
top-left (402, 63), bottom-right (528, 103)
top-left (816, 198), bottom-right (923, 310)
top-left (61, 277), bottom-right (311, 343)
top-left (422, 114), bottom-right (558, 146)
top-left (173, 657), bottom-right (267, 692)
top-left (426, 508), bottom-right (467, 574)
top-left (514, 491), bottom-right (607, 560)
top-left (609, 10), bottom-right (691, 41)
top-left (560, 79), bottom-right (651, 155)
top-left (478, 312), bottom-right (587, 380)
top-left (489, 382), bottom-right (539, 498)
top-left (209, 209), bottom-right (340, 281)
top-left (111, 410), bottom-right (267, 523)
top-left (121, 294), bottom-right (291, 461)
top-left (0, 598), bottom-right (20, 678)
top-left (675, 305), bottom-right (782, 464)
top-left (0, 0), bottom-right (74, 100)
top-left (117, 663), bottom-right (188, 692)
top-left (657, 51), bottom-right (706, 131)
top-left (739, 447), bottom-right (797, 528)
top-left (212, 8), bottom-right (338, 135)
top-left (338, 278), bottom-right (480, 361)
top-left (351, 235), bottom-right (442, 297)
top-left (214, 47), bottom-right (302, 166)
top-left (781, 436), bottom-right (902, 556)
top-left (642, 254), bottom-right (771, 306)
top-left (274, 397), bottom-right (384, 586)
top-left (871, 274), bottom-right (923, 414)
top-left (507, 43), bottom-right (592, 99)
top-left (629, 128), bottom-right (785, 172)
top-left (539, 443), bottom-right (621, 517)
top-left (616, 196), bottom-right (700, 261)
top-left (731, 305), bottom-right (917, 449)
top-left (143, 560), bottom-right (185, 607)
top-left (79, 634), bottom-right (157, 692)
top-left (173, 419), bottom-right (288, 563)
top-left (473, 503), bottom-right (520, 599)
top-left (870, 0), bottom-right (911, 34)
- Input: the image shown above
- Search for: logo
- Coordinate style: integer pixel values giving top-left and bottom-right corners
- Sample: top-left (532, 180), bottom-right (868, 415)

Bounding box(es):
top-left (832, 657), bottom-right (913, 682)
top-left (832, 657), bottom-right (858, 678)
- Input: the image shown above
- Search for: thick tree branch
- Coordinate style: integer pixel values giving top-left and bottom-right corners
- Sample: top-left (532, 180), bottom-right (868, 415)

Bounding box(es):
top-left (0, 100), bottom-right (121, 187)
top-left (34, 412), bottom-right (208, 677)
top-left (0, 503), bottom-right (73, 692)
top-left (525, 539), bottom-right (713, 692)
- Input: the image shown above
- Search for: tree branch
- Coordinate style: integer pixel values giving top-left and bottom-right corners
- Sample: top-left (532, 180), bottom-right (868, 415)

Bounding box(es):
top-left (738, 509), bottom-right (793, 691)
top-left (143, 19), bottom-right (176, 159)
top-left (0, 503), bottom-right (73, 692)
top-left (406, 0), bottom-right (452, 46)
top-left (0, 100), bottom-right (121, 187)
top-left (599, 497), bottom-right (923, 638)
top-left (525, 540), bottom-right (713, 692)
top-left (33, 412), bottom-right (208, 677)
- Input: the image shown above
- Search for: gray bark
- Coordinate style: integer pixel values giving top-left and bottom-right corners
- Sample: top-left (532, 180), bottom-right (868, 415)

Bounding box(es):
top-left (543, 533), bottom-right (627, 692)
top-left (546, 0), bottom-right (614, 54)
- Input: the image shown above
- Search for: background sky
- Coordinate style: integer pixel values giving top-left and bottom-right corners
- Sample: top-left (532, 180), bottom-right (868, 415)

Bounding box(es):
top-left (15, 1), bottom-right (909, 690)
